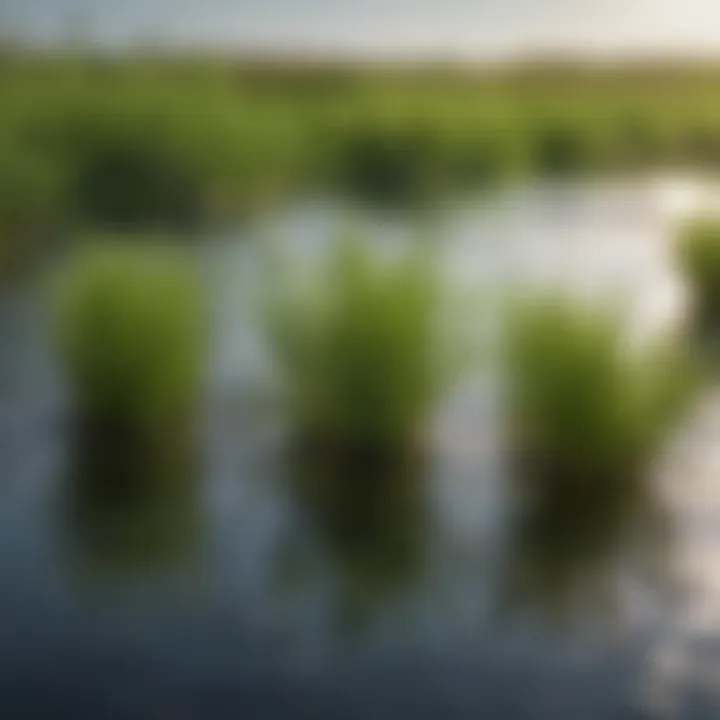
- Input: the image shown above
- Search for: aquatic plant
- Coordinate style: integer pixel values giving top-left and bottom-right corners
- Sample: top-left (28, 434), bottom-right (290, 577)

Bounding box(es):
top-left (266, 233), bottom-right (450, 459)
top-left (676, 218), bottom-right (720, 327)
top-left (503, 295), bottom-right (694, 486)
top-left (6, 54), bottom-right (720, 224)
top-left (63, 94), bottom-right (298, 229)
top-left (53, 241), bottom-right (205, 443)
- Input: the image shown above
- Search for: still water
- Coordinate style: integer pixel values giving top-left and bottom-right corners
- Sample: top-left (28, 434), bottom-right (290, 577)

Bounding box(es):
top-left (1, 176), bottom-right (719, 719)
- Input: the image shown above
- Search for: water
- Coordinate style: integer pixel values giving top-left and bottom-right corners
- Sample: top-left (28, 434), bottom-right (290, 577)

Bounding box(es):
top-left (1, 176), bottom-right (719, 719)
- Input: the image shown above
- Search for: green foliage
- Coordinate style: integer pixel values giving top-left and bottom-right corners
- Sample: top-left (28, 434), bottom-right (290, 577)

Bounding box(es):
top-left (526, 114), bottom-right (611, 176)
top-left (53, 242), bottom-right (206, 432)
top-left (7, 54), bottom-right (720, 224)
top-left (329, 119), bottom-right (451, 203)
top-left (0, 138), bottom-right (68, 269)
top-left (677, 218), bottom-right (720, 326)
top-left (504, 295), bottom-right (694, 485)
top-left (267, 233), bottom-right (449, 457)
top-left (49, 92), bottom-right (300, 229)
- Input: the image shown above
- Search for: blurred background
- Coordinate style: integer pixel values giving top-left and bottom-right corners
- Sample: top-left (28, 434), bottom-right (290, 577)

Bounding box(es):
top-left (3, 2), bottom-right (720, 719)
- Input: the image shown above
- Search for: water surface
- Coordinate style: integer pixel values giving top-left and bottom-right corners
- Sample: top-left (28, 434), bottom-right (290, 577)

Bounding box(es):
top-left (1, 176), bottom-right (719, 719)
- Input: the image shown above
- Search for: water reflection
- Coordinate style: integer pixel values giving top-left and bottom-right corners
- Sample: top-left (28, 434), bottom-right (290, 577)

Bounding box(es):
top-left (504, 468), bottom-right (669, 622)
top-left (1, 178), bottom-right (716, 717)
top-left (59, 421), bottom-right (202, 587)
top-left (279, 454), bottom-right (431, 634)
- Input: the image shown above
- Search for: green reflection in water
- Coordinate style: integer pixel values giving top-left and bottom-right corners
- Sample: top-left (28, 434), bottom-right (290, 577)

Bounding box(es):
top-left (503, 466), bottom-right (669, 621)
top-left (59, 420), bottom-right (203, 588)
top-left (280, 453), bottom-right (431, 635)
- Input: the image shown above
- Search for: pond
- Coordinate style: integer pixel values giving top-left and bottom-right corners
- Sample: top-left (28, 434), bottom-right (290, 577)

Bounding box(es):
top-left (1, 175), bottom-right (719, 719)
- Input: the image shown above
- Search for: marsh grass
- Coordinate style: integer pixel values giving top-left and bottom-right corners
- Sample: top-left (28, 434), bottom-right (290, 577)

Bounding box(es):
top-left (677, 218), bottom-right (720, 329)
top-left (503, 295), bottom-right (695, 488)
top-left (63, 97), bottom-right (297, 229)
top-left (8, 57), bottom-right (720, 222)
top-left (266, 232), bottom-right (450, 460)
top-left (53, 241), bottom-right (206, 446)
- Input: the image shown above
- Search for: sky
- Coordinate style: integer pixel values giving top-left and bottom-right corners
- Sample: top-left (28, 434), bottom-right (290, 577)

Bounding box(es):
top-left (2, 0), bottom-right (720, 59)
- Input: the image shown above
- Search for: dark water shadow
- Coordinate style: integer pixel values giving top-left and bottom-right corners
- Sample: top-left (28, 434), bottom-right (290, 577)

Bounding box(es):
top-left (278, 451), bottom-right (432, 636)
top-left (501, 466), bottom-right (670, 623)
top-left (58, 419), bottom-right (203, 589)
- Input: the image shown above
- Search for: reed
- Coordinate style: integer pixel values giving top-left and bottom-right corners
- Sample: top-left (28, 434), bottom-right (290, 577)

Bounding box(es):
top-left (53, 241), bottom-right (205, 445)
top-left (504, 295), bottom-right (694, 486)
top-left (267, 233), bottom-right (449, 459)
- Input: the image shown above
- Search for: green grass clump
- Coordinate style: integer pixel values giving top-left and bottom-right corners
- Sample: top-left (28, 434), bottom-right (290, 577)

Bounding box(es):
top-left (504, 295), bottom-right (694, 486)
top-left (59, 95), bottom-right (297, 229)
top-left (13, 55), bottom-right (720, 226)
top-left (53, 242), bottom-right (205, 439)
top-left (267, 234), bottom-right (449, 459)
top-left (677, 219), bottom-right (720, 327)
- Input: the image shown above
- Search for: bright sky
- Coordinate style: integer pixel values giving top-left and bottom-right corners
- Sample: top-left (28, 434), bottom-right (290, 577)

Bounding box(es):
top-left (2, 0), bottom-right (720, 58)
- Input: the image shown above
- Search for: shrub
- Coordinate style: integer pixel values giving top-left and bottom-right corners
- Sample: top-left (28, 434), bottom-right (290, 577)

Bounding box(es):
top-left (503, 295), bottom-right (694, 487)
top-left (266, 233), bottom-right (450, 459)
top-left (676, 218), bottom-right (720, 327)
top-left (53, 241), bottom-right (206, 441)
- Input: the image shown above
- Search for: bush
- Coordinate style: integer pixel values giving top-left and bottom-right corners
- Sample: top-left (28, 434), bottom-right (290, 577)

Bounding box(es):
top-left (266, 233), bottom-right (450, 459)
top-left (53, 241), bottom-right (206, 440)
top-left (676, 218), bottom-right (720, 327)
top-left (503, 295), bottom-right (694, 487)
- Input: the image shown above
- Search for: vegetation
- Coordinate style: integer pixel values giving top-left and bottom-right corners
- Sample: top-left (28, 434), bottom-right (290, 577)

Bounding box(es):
top-left (503, 295), bottom-right (694, 487)
top-left (677, 218), bottom-right (720, 327)
top-left (266, 233), bottom-right (449, 459)
top-left (52, 241), bottom-right (206, 444)
top-left (6, 53), bottom-right (720, 245)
